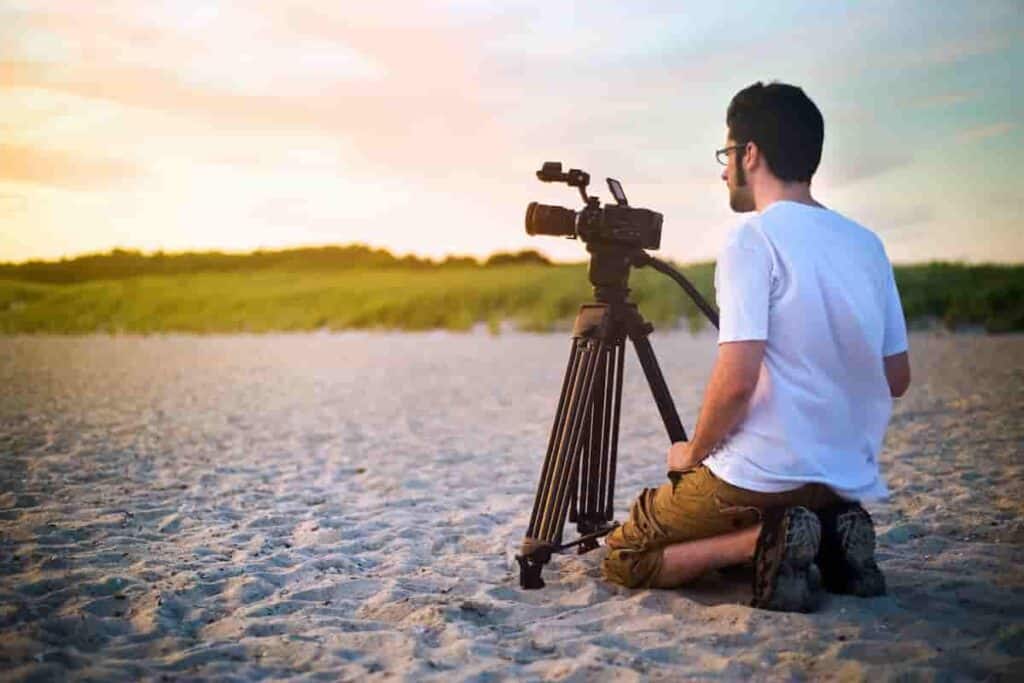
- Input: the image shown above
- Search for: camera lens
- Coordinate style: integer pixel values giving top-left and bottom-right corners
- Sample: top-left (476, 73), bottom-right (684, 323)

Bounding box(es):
top-left (525, 202), bottom-right (576, 238)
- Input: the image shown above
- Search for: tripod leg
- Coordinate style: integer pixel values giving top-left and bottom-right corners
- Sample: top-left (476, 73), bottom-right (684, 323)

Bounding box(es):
top-left (519, 338), bottom-right (586, 590)
top-left (518, 304), bottom-right (630, 588)
top-left (580, 348), bottom-right (604, 529)
top-left (629, 326), bottom-right (687, 444)
top-left (569, 341), bottom-right (622, 553)
top-left (526, 339), bottom-right (582, 540)
top-left (573, 346), bottom-right (601, 530)
top-left (576, 343), bottom-right (611, 534)
top-left (518, 336), bottom-right (606, 589)
top-left (522, 336), bottom-right (600, 546)
top-left (604, 342), bottom-right (625, 520)
top-left (570, 392), bottom-right (592, 528)
top-left (535, 337), bottom-right (603, 543)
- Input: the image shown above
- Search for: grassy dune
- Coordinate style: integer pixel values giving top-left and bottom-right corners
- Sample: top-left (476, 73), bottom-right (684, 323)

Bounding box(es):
top-left (0, 263), bottom-right (716, 334)
top-left (0, 248), bottom-right (1020, 334)
top-left (894, 262), bottom-right (1024, 333)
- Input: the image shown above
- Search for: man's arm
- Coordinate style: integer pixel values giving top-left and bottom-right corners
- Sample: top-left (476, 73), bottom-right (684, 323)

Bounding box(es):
top-left (884, 351), bottom-right (910, 397)
top-left (669, 221), bottom-right (771, 471)
top-left (669, 340), bottom-right (765, 469)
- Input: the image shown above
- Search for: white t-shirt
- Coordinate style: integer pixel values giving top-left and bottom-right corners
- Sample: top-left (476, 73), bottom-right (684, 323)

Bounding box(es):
top-left (702, 200), bottom-right (908, 501)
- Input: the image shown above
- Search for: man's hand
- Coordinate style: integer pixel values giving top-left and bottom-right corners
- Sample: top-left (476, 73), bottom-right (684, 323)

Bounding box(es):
top-left (667, 441), bottom-right (702, 473)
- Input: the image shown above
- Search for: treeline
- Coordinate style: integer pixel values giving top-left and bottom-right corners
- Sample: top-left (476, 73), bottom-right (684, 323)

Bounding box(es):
top-left (0, 246), bottom-right (554, 284)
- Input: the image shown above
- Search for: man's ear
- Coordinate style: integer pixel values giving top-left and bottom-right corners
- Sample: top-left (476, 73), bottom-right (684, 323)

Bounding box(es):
top-left (744, 141), bottom-right (760, 173)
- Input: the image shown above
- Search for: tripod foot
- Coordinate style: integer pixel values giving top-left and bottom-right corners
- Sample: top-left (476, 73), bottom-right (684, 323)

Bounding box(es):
top-left (516, 544), bottom-right (553, 589)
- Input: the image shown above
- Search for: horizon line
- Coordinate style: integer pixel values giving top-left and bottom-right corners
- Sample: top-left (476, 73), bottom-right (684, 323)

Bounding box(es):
top-left (1, 243), bottom-right (1020, 269)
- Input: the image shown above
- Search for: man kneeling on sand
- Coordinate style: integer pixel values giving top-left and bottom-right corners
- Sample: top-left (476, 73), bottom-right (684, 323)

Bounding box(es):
top-left (602, 82), bottom-right (911, 612)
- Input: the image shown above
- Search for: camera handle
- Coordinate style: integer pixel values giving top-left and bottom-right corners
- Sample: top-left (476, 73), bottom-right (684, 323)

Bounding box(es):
top-left (535, 162), bottom-right (596, 206)
top-left (629, 251), bottom-right (720, 330)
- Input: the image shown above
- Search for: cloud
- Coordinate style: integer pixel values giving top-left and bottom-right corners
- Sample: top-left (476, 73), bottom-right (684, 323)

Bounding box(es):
top-left (906, 92), bottom-right (975, 108)
top-left (0, 3), bottom-right (515, 184)
top-left (0, 193), bottom-right (28, 214)
top-left (0, 145), bottom-right (139, 189)
top-left (879, 204), bottom-right (935, 232)
top-left (844, 202), bottom-right (935, 243)
top-left (911, 32), bottom-right (1015, 67)
top-left (956, 122), bottom-right (1016, 144)
top-left (819, 149), bottom-right (914, 188)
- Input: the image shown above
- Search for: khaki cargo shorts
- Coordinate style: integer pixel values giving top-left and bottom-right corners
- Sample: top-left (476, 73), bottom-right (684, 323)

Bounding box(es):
top-left (601, 465), bottom-right (842, 588)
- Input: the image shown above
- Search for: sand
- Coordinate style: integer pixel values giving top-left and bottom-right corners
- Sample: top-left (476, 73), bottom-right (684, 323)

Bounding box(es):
top-left (1, 330), bottom-right (1022, 681)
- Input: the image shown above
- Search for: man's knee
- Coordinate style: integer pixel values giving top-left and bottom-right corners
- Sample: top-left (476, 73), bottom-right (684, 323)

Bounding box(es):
top-left (601, 547), bottom-right (662, 589)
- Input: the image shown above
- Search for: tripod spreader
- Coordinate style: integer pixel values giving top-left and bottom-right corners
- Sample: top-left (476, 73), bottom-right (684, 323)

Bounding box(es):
top-left (516, 248), bottom-right (720, 589)
top-left (517, 528), bottom-right (615, 589)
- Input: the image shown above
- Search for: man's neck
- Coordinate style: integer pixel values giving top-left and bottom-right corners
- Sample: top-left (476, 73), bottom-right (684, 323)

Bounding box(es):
top-left (753, 180), bottom-right (820, 212)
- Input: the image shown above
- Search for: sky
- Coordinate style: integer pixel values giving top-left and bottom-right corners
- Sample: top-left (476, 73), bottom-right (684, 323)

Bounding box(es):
top-left (1, 0), bottom-right (1021, 265)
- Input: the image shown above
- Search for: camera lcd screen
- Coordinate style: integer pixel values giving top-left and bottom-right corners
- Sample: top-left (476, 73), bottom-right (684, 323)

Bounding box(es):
top-left (607, 178), bottom-right (628, 206)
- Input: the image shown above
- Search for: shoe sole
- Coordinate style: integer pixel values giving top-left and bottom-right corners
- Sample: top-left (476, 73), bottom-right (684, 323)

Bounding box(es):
top-left (834, 507), bottom-right (886, 597)
top-left (753, 506), bottom-right (822, 613)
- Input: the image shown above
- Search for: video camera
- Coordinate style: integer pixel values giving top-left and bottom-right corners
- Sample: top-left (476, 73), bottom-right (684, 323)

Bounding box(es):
top-left (525, 162), bottom-right (662, 250)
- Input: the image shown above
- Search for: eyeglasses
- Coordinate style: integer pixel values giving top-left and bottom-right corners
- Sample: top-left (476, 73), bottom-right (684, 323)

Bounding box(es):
top-left (715, 144), bottom-right (746, 166)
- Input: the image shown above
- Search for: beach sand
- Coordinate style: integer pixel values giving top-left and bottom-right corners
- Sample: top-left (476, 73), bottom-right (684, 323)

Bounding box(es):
top-left (1, 330), bottom-right (1022, 681)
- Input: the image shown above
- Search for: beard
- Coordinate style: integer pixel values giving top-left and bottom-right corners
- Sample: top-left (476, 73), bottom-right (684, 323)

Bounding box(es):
top-left (728, 162), bottom-right (755, 212)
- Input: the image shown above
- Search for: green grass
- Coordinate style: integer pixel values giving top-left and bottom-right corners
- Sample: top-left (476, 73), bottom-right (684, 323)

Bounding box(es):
top-left (0, 263), bottom-right (718, 334)
top-left (895, 263), bottom-right (1024, 334)
top-left (0, 249), bottom-right (1020, 334)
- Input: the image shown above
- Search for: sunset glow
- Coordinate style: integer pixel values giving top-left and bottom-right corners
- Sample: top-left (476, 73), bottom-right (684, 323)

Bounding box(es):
top-left (2, 1), bottom-right (1021, 264)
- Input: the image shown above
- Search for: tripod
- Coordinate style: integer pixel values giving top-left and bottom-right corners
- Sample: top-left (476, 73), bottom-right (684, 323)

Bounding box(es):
top-left (517, 245), bottom-right (719, 589)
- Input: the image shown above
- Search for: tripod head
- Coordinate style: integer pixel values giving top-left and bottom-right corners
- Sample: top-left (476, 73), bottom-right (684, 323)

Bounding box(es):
top-left (586, 246), bottom-right (719, 330)
top-left (585, 243), bottom-right (644, 304)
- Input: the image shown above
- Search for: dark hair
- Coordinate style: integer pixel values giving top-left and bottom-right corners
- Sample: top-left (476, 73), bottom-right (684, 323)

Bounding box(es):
top-left (726, 82), bottom-right (824, 182)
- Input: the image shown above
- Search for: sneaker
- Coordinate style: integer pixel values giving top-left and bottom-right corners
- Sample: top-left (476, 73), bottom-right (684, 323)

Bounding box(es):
top-left (751, 506), bottom-right (823, 613)
top-left (816, 503), bottom-right (886, 597)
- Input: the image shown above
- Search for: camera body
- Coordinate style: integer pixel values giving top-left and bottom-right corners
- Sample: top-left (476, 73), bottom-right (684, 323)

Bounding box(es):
top-left (525, 162), bottom-right (662, 250)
